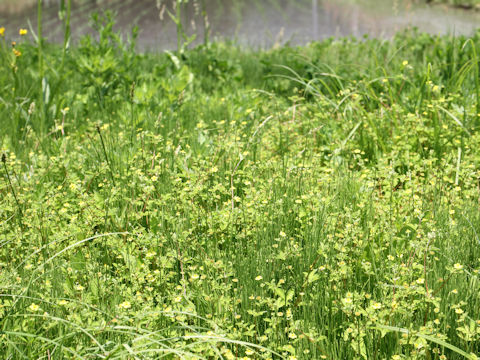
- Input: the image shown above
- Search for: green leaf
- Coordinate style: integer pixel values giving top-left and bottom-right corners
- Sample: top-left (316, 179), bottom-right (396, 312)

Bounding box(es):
top-left (307, 269), bottom-right (320, 284)
top-left (372, 324), bottom-right (476, 359)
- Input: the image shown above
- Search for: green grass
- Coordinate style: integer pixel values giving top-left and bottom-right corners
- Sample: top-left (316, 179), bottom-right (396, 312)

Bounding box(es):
top-left (1, 13), bottom-right (480, 359)
top-left (428, 0), bottom-right (480, 8)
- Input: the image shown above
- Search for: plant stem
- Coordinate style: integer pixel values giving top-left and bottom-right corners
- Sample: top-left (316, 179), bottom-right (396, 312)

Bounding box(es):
top-left (37, 0), bottom-right (43, 79)
top-left (2, 154), bottom-right (23, 227)
top-left (61, 0), bottom-right (71, 70)
top-left (176, 0), bottom-right (183, 51)
top-left (96, 125), bottom-right (116, 187)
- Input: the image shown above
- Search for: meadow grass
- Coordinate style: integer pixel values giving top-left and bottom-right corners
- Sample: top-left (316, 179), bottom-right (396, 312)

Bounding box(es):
top-left (427, 0), bottom-right (480, 8)
top-left (0, 14), bottom-right (480, 359)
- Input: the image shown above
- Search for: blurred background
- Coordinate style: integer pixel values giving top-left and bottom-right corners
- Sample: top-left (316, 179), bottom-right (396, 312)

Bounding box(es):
top-left (0, 0), bottom-right (479, 50)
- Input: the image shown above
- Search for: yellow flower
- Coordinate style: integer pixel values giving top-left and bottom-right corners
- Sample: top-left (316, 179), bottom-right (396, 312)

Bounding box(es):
top-left (455, 308), bottom-right (464, 315)
top-left (371, 302), bottom-right (382, 310)
top-left (255, 275), bottom-right (263, 281)
top-left (0, 27), bottom-right (5, 36)
top-left (19, 28), bottom-right (28, 36)
top-left (13, 49), bottom-right (21, 57)
top-left (453, 263), bottom-right (463, 271)
top-left (29, 303), bottom-right (40, 312)
top-left (343, 297), bottom-right (353, 305)
top-left (118, 301), bottom-right (131, 309)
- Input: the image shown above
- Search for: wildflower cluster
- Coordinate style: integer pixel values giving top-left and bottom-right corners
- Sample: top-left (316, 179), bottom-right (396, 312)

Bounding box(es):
top-left (0, 20), bottom-right (479, 359)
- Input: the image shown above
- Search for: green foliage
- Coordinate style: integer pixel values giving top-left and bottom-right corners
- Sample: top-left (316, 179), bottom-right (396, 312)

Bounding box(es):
top-left (1, 14), bottom-right (480, 359)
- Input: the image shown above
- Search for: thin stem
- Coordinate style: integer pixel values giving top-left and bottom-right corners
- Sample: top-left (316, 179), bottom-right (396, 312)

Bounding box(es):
top-left (2, 154), bottom-right (24, 227)
top-left (176, 0), bottom-right (183, 51)
top-left (96, 125), bottom-right (116, 187)
top-left (61, 0), bottom-right (71, 71)
top-left (37, 0), bottom-right (43, 79)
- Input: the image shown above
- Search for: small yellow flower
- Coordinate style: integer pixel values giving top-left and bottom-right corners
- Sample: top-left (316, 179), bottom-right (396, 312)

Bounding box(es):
top-left (288, 332), bottom-right (297, 339)
top-left (19, 28), bottom-right (28, 36)
top-left (402, 60), bottom-right (409, 66)
top-left (29, 303), bottom-right (40, 312)
top-left (13, 49), bottom-right (21, 57)
top-left (118, 301), bottom-right (131, 309)
top-left (255, 275), bottom-right (263, 281)
top-left (58, 300), bottom-right (68, 306)
top-left (343, 297), bottom-right (353, 305)
top-left (74, 284), bottom-right (84, 291)
top-left (455, 308), bottom-right (464, 315)
top-left (371, 302), bottom-right (382, 310)
top-left (0, 27), bottom-right (5, 36)
top-left (453, 263), bottom-right (463, 271)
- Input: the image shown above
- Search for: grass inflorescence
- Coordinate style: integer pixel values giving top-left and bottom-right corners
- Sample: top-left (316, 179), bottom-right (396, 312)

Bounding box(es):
top-left (0, 13), bottom-right (480, 360)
